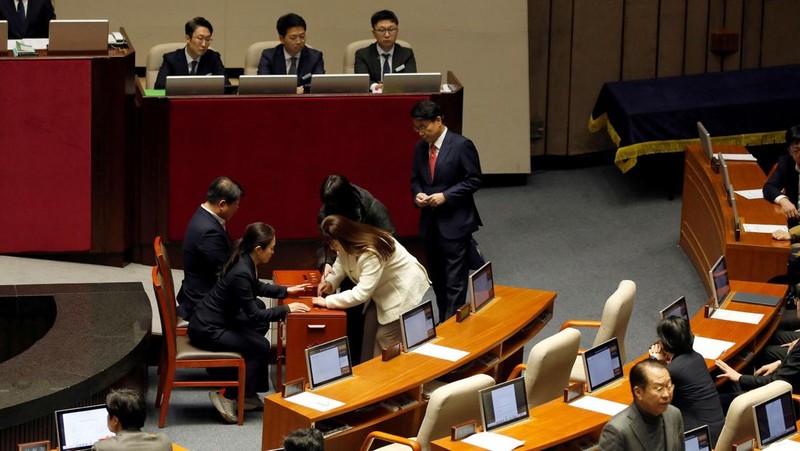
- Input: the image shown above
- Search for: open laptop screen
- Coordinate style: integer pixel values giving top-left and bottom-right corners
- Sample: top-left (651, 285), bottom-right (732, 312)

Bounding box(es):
top-left (469, 261), bottom-right (495, 313)
top-left (479, 377), bottom-right (529, 432)
top-left (708, 255), bottom-right (730, 308)
top-left (400, 300), bottom-right (436, 351)
top-left (660, 296), bottom-right (689, 322)
top-left (684, 425), bottom-right (711, 451)
top-left (382, 72), bottom-right (441, 93)
top-left (166, 75), bottom-right (225, 96)
top-left (54, 404), bottom-right (108, 451)
top-left (754, 390), bottom-right (797, 448)
top-left (582, 337), bottom-right (624, 393)
top-left (305, 336), bottom-right (352, 390)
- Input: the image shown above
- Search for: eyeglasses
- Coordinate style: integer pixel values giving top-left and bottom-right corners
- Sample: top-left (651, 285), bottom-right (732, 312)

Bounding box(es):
top-left (191, 35), bottom-right (213, 43)
top-left (374, 27), bottom-right (398, 35)
top-left (285, 33), bottom-right (306, 42)
top-left (790, 143), bottom-right (800, 154)
top-left (650, 383), bottom-right (674, 394)
top-left (412, 122), bottom-right (432, 133)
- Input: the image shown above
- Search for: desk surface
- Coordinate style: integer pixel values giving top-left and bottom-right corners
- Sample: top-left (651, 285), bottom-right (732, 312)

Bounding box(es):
top-left (261, 285), bottom-right (556, 451)
top-left (431, 280), bottom-right (785, 450)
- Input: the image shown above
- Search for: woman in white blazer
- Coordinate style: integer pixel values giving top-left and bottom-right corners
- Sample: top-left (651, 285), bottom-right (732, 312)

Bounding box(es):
top-left (312, 215), bottom-right (430, 359)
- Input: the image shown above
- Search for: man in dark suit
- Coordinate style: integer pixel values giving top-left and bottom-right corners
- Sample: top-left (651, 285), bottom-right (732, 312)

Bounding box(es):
top-left (0, 0), bottom-right (55, 39)
top-left (763, 125), bottom-right (800, 225)
top-left (716, 337), bottom-right (800, 395)
top-left (257, 13), bottom-right (324, 94)
top-left (354, 9), bottom-right (417, 93)
top-left (410, 100), bottom-right (482, 322)
top-left (154, 17), bottom-right (227, 90)
top-left (176, 176), bottom-right (243, 321)
top-left (599, 360), bottom-right (685, 450)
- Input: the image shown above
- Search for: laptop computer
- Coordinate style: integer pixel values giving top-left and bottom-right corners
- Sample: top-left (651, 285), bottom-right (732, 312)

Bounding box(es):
top-left (683, 425), bottom-right (712, 451)
top-left (709, 255), bottom-right (781, 308)
top-left (238, 75), bottom-right (297, 95)
top-left (382, 72), bottom-right (441, 93)
top-left (0, 21), bottom-right (7, 51)
top-left (469, 260), bottom-right (496, 313)
top-left (478, 376), bottom-right (530, 432)
top-left (400, 300), bottom-right (438, 352)
top-left (753, 389), bottom-right (797, 448)
top-left (48, 20), bottom-right (109, 53)
top-left (54, 404), bottom-right (109, 451)
top-left (718, 153), bottom-right (733, 205)
top-left (582, 336), bottom-right (624, 393)
top-left (305, 336), bottom-right (353, 390)
top-left (311, 74), bottom-right (369, 94)
top-left (659, 296), bottom-right (689, 321)
top-left (166, 75), bottom-right (225, 96)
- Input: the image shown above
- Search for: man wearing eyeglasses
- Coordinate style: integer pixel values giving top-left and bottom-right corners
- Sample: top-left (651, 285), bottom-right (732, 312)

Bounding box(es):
top-left (154, 16), bottom-right (228, 90)
top-left (355, 9), bottom-right (417, 93)
top-left (258, 12), bottom-right (324, 94)
top-left (764, 125), bottom-right (800, 226)
top-left (0, 0), bottom-right (55, 39)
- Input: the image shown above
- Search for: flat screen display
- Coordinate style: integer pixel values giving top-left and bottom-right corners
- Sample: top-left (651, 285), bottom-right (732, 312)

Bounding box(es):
top-left (400, 300), bottom-right (437, 351)
top-left (697, 121), bottom-right (714, 165)
top-left (753, 390), bottom-right (797, 448)
top-left (469, 261), bottom-right (495, 313)
top-left (684, 425), bottom-right (711, 451)
top-left (54, 404), bottom-right (108, 451)
top-left (660, 296), bottom-right (689, 322)
top-left (582, 337), bottom-right (624, 393)
top-left (479, 377), bottom-right (529, 432)
top-left (708, 255), bottom-right (731, 308)
top-left (305, 336), bottom-right (352, 390)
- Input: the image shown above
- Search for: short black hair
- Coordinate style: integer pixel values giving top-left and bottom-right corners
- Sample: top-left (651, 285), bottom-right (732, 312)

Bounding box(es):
top-left (185, 17), bottom-right (213, 37)
top-left (410, 100), bottom-right (442, 121)
top-left (786, 125), bottom-right (800, 146)
top-left (283, 428), bottom-right (324, 451)
top-left (106, 389), bottom-right (147, 430)
top-left (656, 316), bottom-right (694, 355)
top-left (277, 13), bottom-right (306, 37)
top-left (371, 10), bottom-right (399, 28)
top-left (207, 176), bottom-right (244, 204)
top-left (629, 359), bottom-right (667, 396)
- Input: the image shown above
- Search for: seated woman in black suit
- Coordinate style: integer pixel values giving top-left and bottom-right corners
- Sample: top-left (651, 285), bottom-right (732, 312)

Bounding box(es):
top-left (188, 222), bottom-right (310, 424)
top-left (649, 316), bottom-right (725, 446)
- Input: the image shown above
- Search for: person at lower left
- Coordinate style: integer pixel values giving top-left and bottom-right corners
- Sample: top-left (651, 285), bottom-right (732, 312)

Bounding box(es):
top-left (154, 16), bottom-right (228, 90)
top-left (598, 359), bottom-right (684, 450)
top-left (312, 215), bottom-right (430, 360)
top-left (92, 388), bottom-right (172, 451)
top-left (188, 222), bottom-right (310, 424)
top-left (283, 428), bottom-right (325, 451)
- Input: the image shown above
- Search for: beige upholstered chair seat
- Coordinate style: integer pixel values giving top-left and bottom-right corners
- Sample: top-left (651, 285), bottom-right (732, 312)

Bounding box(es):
top-left (715, 380), bottom-right (792, 450)
top-left (521, 327), bottom-right (581, 407)
top-left (343, 39), bottom-right (412, 74)
top-left (145, 42), bottom-right (185, 89)
top-left (243, 40), bottom-right (281, 76)
top-left (175, 335), bottom-right (242, 360)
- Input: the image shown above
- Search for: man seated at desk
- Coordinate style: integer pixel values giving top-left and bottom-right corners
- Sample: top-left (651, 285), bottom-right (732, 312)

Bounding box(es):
top-left (257, 12), bottom-right (324, 94)
top-left (598, 360), bottom-right (684, 450)
top-left (354, 9), bottom-right (416, 93)
top-left (92, 388), bottom-right (172, 451)
top-left (154, 16), bottom-right (228, 90)
top-left (716, 335), bottom-right (800, 395)
top-left (763, 125), bottom-right (800, 227)
top-left (0, 0), bottom-right (55, 39)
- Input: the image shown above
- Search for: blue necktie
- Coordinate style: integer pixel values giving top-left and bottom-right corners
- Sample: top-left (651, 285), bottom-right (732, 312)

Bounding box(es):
top-left (382, 53), bottom-right (390, 77)
top-left (17, 0), bottom-right (26, 29)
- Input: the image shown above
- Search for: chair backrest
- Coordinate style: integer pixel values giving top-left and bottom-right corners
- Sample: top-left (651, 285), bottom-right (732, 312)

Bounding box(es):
top-left (153, 236), bottom-right (177, 307)
top-left (343, 39), bottom-right (412, 74)
top-left (145, 42), bottom-right (185, 89)
top-left (415, 374), bottom-right (494, 451)
top-left (715, 380), bottom-right (792, 450)
top-left (243, 40), bottom-right (281, 76)
top-left (151, 266), bottom-right (177, 360)
top-left (524, 327), bottom-right (581, 407)
top-left (593, 280), bottom-right (635, 362)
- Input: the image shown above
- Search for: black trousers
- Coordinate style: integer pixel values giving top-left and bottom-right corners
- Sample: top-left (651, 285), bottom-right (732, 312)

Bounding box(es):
top-left (424, 222), bottom-right (471, 323)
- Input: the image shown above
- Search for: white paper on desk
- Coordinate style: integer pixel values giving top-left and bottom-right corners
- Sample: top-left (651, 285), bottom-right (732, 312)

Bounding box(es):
top-left (711, 308), bottom-right (764, 325)
top-left (734, 189), bottom-right (764, 200)
top-left (721, 153), bottom-right (757, 162)
top-left (284, 391), bottom-right (344, 412)
top-left (7, 38), bottom-right (49, 50)
top-left (462, 432), bottom-right (525, 451)
top-left (743, 223), bottom-right (789, 234)
top-left (693, 335), bottom-right (735, 359)
top-left (412, 343), bottom-right (469, 361)
top-left (761, 440), bottom-right (800, 450)
top-left (569, 396), bottom-right (627, 416)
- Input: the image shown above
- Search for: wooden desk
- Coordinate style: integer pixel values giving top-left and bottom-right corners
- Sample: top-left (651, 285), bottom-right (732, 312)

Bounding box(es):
top-left (680, 144), bottom-right (789, 289)
top-left (260, 285), bottom-right (556, 451)
top-left (431, 280), bottom-right (785, 450)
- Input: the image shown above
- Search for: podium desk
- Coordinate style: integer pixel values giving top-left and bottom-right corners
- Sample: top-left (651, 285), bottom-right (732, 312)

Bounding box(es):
top-left (0, 30), bottom-right (136, 266)
top-left (431, 280), bottom-right (785, 450)
top-left (680, 144), bottom-right (789, 289)
top-left (260, 285), bottom-right (556, 451)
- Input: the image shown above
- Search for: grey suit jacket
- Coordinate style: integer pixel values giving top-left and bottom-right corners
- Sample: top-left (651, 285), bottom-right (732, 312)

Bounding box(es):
top-left (598, 403), bottom-right (684, 451)
top-left (92, 430), bottom-right (172, 451)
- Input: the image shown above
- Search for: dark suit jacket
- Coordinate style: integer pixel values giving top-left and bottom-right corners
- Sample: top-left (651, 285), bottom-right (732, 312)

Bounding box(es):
top-left (189, 253), bottom-right (289, 341)
top-left (598, 403), bottom-right (684, 451)
top-left (257, 44), bottom-right (324, 92)
top-left (176, 207), bottom-right (230, 320)
top-left (740, 340), bottom-right (800, 393)
top-left (410, 130), bottom-right (483, 240)
top-left (763, 154), bottom-right (799, 206)
top-left (0, 0), bottom-right (55, 39)
top-left (354, 42), bottom-right (417, 85)
top-left (154, 47), bottom-right (227, 90)
top-left (668, 351), bottom-right (725, 445)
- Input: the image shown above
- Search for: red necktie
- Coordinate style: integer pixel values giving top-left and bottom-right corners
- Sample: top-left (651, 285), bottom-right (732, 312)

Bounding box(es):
top-left (429, 144), bottom-right (438, 178)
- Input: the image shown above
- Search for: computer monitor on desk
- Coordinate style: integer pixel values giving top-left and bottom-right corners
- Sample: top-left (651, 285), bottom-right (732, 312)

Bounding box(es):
top-left (709, 255), bottom-right (731, 309)
top-left (311, 74), bottom-right (369, 94)
top-left (683, 425), bottom-right (712, 451)
top-left (238, 75), bottom-right (297, 95)
top-left (479, 377), bottom-right (529, 432)
top-left (582, 337), bottom-right (623, 393)
top-left (469, 261), bottom-right (495, 313)
top-left (166, 75), bottom-right (225, 96)
top-left (382, 72), bottom-right (441, 93)
top-left (305, 336), bottom-right (352, 390)
top-left (400, 300), bottom-right (437, 352)
top-left (54, 404), bottom-right (109, 451)
top-left (48, 20), bottom-right (109, 53)
top-left (718, 153), bottom-right (733, 205)
top-left (753, 389), bottom-right (797, 448)
top-left (659, 296), bottom-right (689, 322)
top-left (697, 121), bottom-right (718, 170)
top-left (0, 21), bottom-right (7, 52)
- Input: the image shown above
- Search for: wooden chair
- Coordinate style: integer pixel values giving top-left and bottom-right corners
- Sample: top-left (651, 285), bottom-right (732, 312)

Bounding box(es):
top-left (151, 266), bottom-right (246, 427)
top-left (153, 236), bottom-right (188, 335)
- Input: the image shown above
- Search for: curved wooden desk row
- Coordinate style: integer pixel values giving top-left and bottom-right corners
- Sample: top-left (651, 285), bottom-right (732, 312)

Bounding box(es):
top-left (680, 144), bottom-right (789, 291)
top-left (429, 280), bottom-right (785, 450)
top-left (260, 285), bottom-right (556, 451)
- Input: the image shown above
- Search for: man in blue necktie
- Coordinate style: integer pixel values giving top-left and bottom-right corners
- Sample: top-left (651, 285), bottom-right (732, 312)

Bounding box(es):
top-left (0, 0), bottom-right (55, 39)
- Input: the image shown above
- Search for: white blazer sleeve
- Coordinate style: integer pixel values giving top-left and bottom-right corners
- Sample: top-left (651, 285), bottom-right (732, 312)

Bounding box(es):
top-left (324, 252), bottom-right (384, 309)
top-left (325, 252), bottom-right (346, 290)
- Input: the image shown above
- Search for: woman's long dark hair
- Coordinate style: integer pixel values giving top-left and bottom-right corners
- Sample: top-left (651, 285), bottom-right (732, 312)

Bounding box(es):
top-left (220, 222), bottom-right (275, 277)
top-left (320, 215), bottom-right (394, 262)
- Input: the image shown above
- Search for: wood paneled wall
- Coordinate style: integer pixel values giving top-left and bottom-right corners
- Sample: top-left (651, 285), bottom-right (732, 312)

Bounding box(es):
top-left (529, 0), bottom-right (800, 157)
